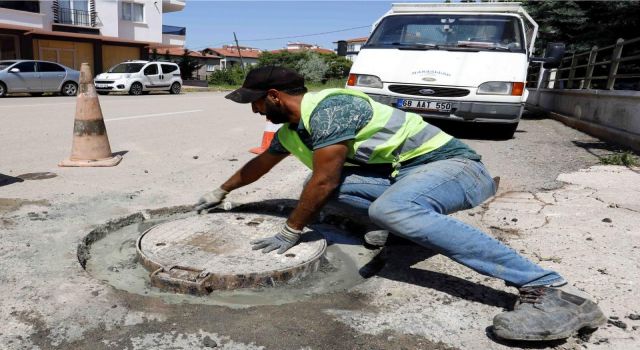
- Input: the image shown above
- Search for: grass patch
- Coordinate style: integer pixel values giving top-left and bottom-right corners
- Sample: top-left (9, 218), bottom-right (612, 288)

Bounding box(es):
top-left (599, 151), bottom-right (639, 167)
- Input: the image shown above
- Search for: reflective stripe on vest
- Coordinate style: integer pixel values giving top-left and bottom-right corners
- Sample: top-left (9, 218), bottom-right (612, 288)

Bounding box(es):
top-left (278, 88), bottom-right (452, 170)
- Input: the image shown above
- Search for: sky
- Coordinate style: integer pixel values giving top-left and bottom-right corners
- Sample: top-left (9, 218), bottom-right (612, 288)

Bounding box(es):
top-left (163, 1), bottom-right (435, 52)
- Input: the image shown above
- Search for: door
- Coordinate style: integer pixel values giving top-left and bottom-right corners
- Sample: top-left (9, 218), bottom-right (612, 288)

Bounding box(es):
top-left (160, 63), bottom-right (179, 88)
top-left (5, 61), bottom-right (40, 92)
top-left (37, 61), bottom-right (67, 91)
top-left (142, 63), bottom-right (161, 89)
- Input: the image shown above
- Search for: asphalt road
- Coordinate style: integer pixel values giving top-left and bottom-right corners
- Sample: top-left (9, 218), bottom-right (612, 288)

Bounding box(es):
top-left (1, 92), bottom-right (637, 350)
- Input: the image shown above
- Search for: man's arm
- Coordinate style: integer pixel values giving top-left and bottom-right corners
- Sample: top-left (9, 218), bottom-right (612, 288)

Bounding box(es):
top-left (286, 142), bottom-right (349, 230)
top-left (196, 151), bottom-right (287, 213)
top-left (221, 151), bottom-right (288, 191)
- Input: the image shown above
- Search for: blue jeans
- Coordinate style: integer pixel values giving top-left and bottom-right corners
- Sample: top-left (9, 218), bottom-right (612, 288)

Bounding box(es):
top-left (330, 157), bottom-right (565, 288)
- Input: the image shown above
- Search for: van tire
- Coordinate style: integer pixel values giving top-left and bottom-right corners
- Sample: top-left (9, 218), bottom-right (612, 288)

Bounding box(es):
top-left (169, 82), bottom-right (181, 94)
top-left (0, 82), bottom-right (6, 97)
top-left (497, 123), bottom-right (518, 140)
top-left (61, 81), bottom-right (78, 96)
top-left (129, 82), bottom-right (143, 96)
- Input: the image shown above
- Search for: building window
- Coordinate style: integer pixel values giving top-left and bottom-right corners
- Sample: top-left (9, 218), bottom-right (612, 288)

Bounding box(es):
top-left (206, 64), bottom-right (215, 72)
top-left (0, 34), bottom-right (20, 60)
top-left (0, 1), bottom-right (40, 13)
top-left (122, 2), bottom-right (144, 22)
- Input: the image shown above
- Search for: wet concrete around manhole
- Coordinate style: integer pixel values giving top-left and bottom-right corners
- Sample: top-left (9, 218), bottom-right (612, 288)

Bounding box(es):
top-left (82, 204), bottom-right (382, 308)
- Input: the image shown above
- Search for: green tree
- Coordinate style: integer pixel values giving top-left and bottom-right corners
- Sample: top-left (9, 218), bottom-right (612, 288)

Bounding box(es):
top-left (178, 49), bottom-right (202, 80)
top-left (150, 48), bottom-right (158, 61)
top-left (296, 53), bottom-right (329, 83)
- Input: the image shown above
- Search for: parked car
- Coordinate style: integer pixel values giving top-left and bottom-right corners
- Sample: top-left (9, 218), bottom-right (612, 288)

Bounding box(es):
top-left (94, 61), bottom-right (182, 96)
top-left (0, 60), bottom-right (79, 97)
top-left (345, 2), bottom-right (564, 139)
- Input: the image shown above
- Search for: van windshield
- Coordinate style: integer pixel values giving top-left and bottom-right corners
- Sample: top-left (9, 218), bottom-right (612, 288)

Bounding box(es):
top-left (108, 63), bottom-right (145, 73)
top-left (367, 14), bottom-right (525, 52)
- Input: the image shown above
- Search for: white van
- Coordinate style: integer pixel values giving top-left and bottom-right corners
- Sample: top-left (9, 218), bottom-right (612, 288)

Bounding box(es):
top-left (346, 2), bottom-right (562, 138)
top-left (94, 60), bottom-right (182, 96)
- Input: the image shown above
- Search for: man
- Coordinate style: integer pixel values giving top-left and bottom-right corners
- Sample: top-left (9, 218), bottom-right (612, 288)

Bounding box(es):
top-left (195, 66), bottom-right (605, 341)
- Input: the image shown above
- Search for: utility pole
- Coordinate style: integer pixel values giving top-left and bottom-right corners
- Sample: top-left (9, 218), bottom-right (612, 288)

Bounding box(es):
top-left (233, 32), bottom-right (245, 74)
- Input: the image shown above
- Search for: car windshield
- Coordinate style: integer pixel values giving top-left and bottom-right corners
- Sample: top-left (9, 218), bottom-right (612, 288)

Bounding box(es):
top-left (0, 61), bottom-right (17, 70)
top-left (366, 14), bottom-right (525, 52)
top-left (108, 63), bottom-right (145, 73)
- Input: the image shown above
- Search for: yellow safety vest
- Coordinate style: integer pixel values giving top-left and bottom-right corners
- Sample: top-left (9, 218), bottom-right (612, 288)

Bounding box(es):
top-left (277, 88), bottom-right (452, 174)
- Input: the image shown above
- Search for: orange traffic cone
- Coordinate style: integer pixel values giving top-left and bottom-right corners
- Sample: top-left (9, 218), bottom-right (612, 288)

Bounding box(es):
top-left (249, 120), bottom-right (281, 154)
top-left (59, 63), bottom-right (122, 167)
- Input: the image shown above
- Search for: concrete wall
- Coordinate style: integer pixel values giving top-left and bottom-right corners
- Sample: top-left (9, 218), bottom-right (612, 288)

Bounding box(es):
top-left (527, 88), bottom-right (640, 151)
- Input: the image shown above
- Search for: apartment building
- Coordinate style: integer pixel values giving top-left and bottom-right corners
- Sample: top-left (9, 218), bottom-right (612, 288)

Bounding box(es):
top-left (0, 0), bottom-right (186, 73)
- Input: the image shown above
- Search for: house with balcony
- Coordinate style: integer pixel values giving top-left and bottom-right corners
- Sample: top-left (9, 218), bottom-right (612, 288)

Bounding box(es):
top-left (201, 45), bottom-right (261, 70)
top-left (0, 0), bottom-right (186, 73)
top-left (334, 36), bottom-right (367, 62)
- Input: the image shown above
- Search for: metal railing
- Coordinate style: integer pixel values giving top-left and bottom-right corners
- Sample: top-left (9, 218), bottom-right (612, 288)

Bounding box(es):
top-left (528, 36), bottom-right (640, 91)
top-left (56, 8), bottom-right (93, 27)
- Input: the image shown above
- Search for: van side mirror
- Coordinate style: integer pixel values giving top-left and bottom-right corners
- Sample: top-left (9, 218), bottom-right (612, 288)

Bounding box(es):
top-left (542, 42), bottom-right (565, 69)
top-left (9, 68), bottom-right (20, 73)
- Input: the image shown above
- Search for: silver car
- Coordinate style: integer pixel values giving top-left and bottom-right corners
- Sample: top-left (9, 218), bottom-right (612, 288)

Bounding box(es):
top-left (0, 60), bottom-right (80, 97)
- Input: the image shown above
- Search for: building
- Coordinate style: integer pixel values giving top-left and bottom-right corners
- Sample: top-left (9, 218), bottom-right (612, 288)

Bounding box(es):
top-left (334, 36), bottom-right (367, 61)
top-left (270, 42), bottom-right (334, 55)
top-left (202, 45), bottom-right (261, 70)
top-left (150, 46), bottom-right (221, 80)
top-left (0, 0), bottom-right (186, 73)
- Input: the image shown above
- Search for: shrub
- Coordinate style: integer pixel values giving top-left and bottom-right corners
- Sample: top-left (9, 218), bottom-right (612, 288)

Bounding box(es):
top-left (208, 66), bottom-right (246, 86)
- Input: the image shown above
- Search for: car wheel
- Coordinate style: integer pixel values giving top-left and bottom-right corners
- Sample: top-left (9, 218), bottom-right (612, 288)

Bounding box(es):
top-left (169, 82), bottom-right (181, 94)
top-left (129, 82), bottom-right (143, 96)
top-left (0, 82), bottom-right (7, 97)
top-left (97, 91), bottom-right (109, 95)
top-left (61, 82), bottom-right (78, 96)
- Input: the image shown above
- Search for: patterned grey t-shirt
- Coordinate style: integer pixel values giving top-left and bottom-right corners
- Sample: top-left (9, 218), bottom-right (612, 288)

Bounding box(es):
top-left (267, 93), bottom-right (480, 166)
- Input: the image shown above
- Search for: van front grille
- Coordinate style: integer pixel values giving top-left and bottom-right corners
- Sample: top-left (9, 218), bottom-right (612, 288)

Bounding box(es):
top-left (388, 84), bottom-right (470, 97)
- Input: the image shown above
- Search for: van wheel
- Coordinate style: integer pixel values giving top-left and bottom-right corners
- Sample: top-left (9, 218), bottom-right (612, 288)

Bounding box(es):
top-left (129, 82), bottom-right (143, 96)
top-left (61, 82), bottom-right (78, 96)
top-left (496, 123), bottom-right (518, 140)
top-left (169, 82), bottom-right (181, 94)
top-left (0, 82), bottom-right (6, 97)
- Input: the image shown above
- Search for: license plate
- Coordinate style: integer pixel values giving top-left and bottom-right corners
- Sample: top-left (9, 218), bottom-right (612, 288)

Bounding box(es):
top-left (397, 99), bottom-right (452, 112)
top-left (95, 84), bottom-right (109, 88)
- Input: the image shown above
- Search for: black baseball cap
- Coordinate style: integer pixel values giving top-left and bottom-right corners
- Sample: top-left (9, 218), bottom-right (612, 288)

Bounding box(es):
top-left (225, 66), bottom-right (305, 103)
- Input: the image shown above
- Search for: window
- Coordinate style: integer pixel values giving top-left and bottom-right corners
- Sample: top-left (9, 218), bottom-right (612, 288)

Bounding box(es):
top-left (161, 64), bottom-right (178, 74)
top-left (108, 63), bottom-right (144, 73)
top-left (13, 61), bottom-right (36, 72)
top-left (38, 62), bottom-right (66, 72)
top-left (144, 64), bottom-right (158, 75)
top-left (122, 2), bottom-right (144, 22)
top-left (0, 35), bottom-right (19, 60)
top-left (206, 64), bottom-right (215, 72)
top-left (0, 1), bottom-right (40, 13)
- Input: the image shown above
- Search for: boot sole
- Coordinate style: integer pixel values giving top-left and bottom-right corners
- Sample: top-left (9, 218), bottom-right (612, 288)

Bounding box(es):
top-left (493, 307), bottom-right (607, 341)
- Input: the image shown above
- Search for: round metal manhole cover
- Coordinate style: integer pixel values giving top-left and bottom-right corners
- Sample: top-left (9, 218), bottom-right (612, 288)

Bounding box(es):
top-left (136, 213), bottom-right (326, 294)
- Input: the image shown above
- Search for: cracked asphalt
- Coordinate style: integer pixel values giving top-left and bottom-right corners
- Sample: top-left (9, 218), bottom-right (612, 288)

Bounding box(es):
top-left (1, 92), bottom-right (639, 349)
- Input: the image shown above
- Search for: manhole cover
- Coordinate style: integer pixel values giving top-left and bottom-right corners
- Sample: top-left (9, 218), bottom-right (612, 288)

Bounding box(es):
top-left (137, 213), bottom-right (326, 294)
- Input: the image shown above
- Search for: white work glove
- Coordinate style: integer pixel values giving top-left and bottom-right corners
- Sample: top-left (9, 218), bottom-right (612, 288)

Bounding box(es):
top-left (195, 187), bottom-right (229, 213)
top-left (250, 223), bottom-right (302, 254)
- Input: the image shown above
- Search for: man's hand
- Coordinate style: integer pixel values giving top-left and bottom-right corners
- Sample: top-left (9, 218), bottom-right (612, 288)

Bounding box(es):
top-left (195, 187), bottom-right (229, 213)
top-left (250, 224), bottom-right (302, 254)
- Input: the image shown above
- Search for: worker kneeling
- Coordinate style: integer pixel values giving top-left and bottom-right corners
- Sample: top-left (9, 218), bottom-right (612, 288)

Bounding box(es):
top-left (195, 66), bottom-right (605, 341)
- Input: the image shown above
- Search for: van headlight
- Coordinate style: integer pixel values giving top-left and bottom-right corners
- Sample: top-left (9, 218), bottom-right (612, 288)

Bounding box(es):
top-left (477, 82), bottom-right (524, 96)
top-left (347, 74), bottom-right (383, 88)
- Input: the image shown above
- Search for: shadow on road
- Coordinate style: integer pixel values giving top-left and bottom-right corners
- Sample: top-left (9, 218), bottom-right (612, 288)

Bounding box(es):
top-left (0, 173), bottom-right (24, 187)
top-left (365, 244), bottom-right (519, 309)
top-left (427, 119), bottom-right (520, 141)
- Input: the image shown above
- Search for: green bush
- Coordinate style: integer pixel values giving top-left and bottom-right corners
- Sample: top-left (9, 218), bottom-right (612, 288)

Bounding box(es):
top-left (296, 53), bottom-right (329, 83)
top-left (208, 66), bottom-right (246, 86)
top-left (257, 51), bottom-right (352, 83)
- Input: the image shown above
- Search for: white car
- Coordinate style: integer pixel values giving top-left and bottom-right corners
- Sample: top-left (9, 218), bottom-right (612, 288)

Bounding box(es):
top-left (94, 60), bottom-right (182, 95)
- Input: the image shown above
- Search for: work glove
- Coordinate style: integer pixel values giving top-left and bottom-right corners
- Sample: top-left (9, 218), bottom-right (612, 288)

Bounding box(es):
top-left (195, 187), bottom-right (229, 213)
top-left (251, 224), bottom-right (302, 254)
